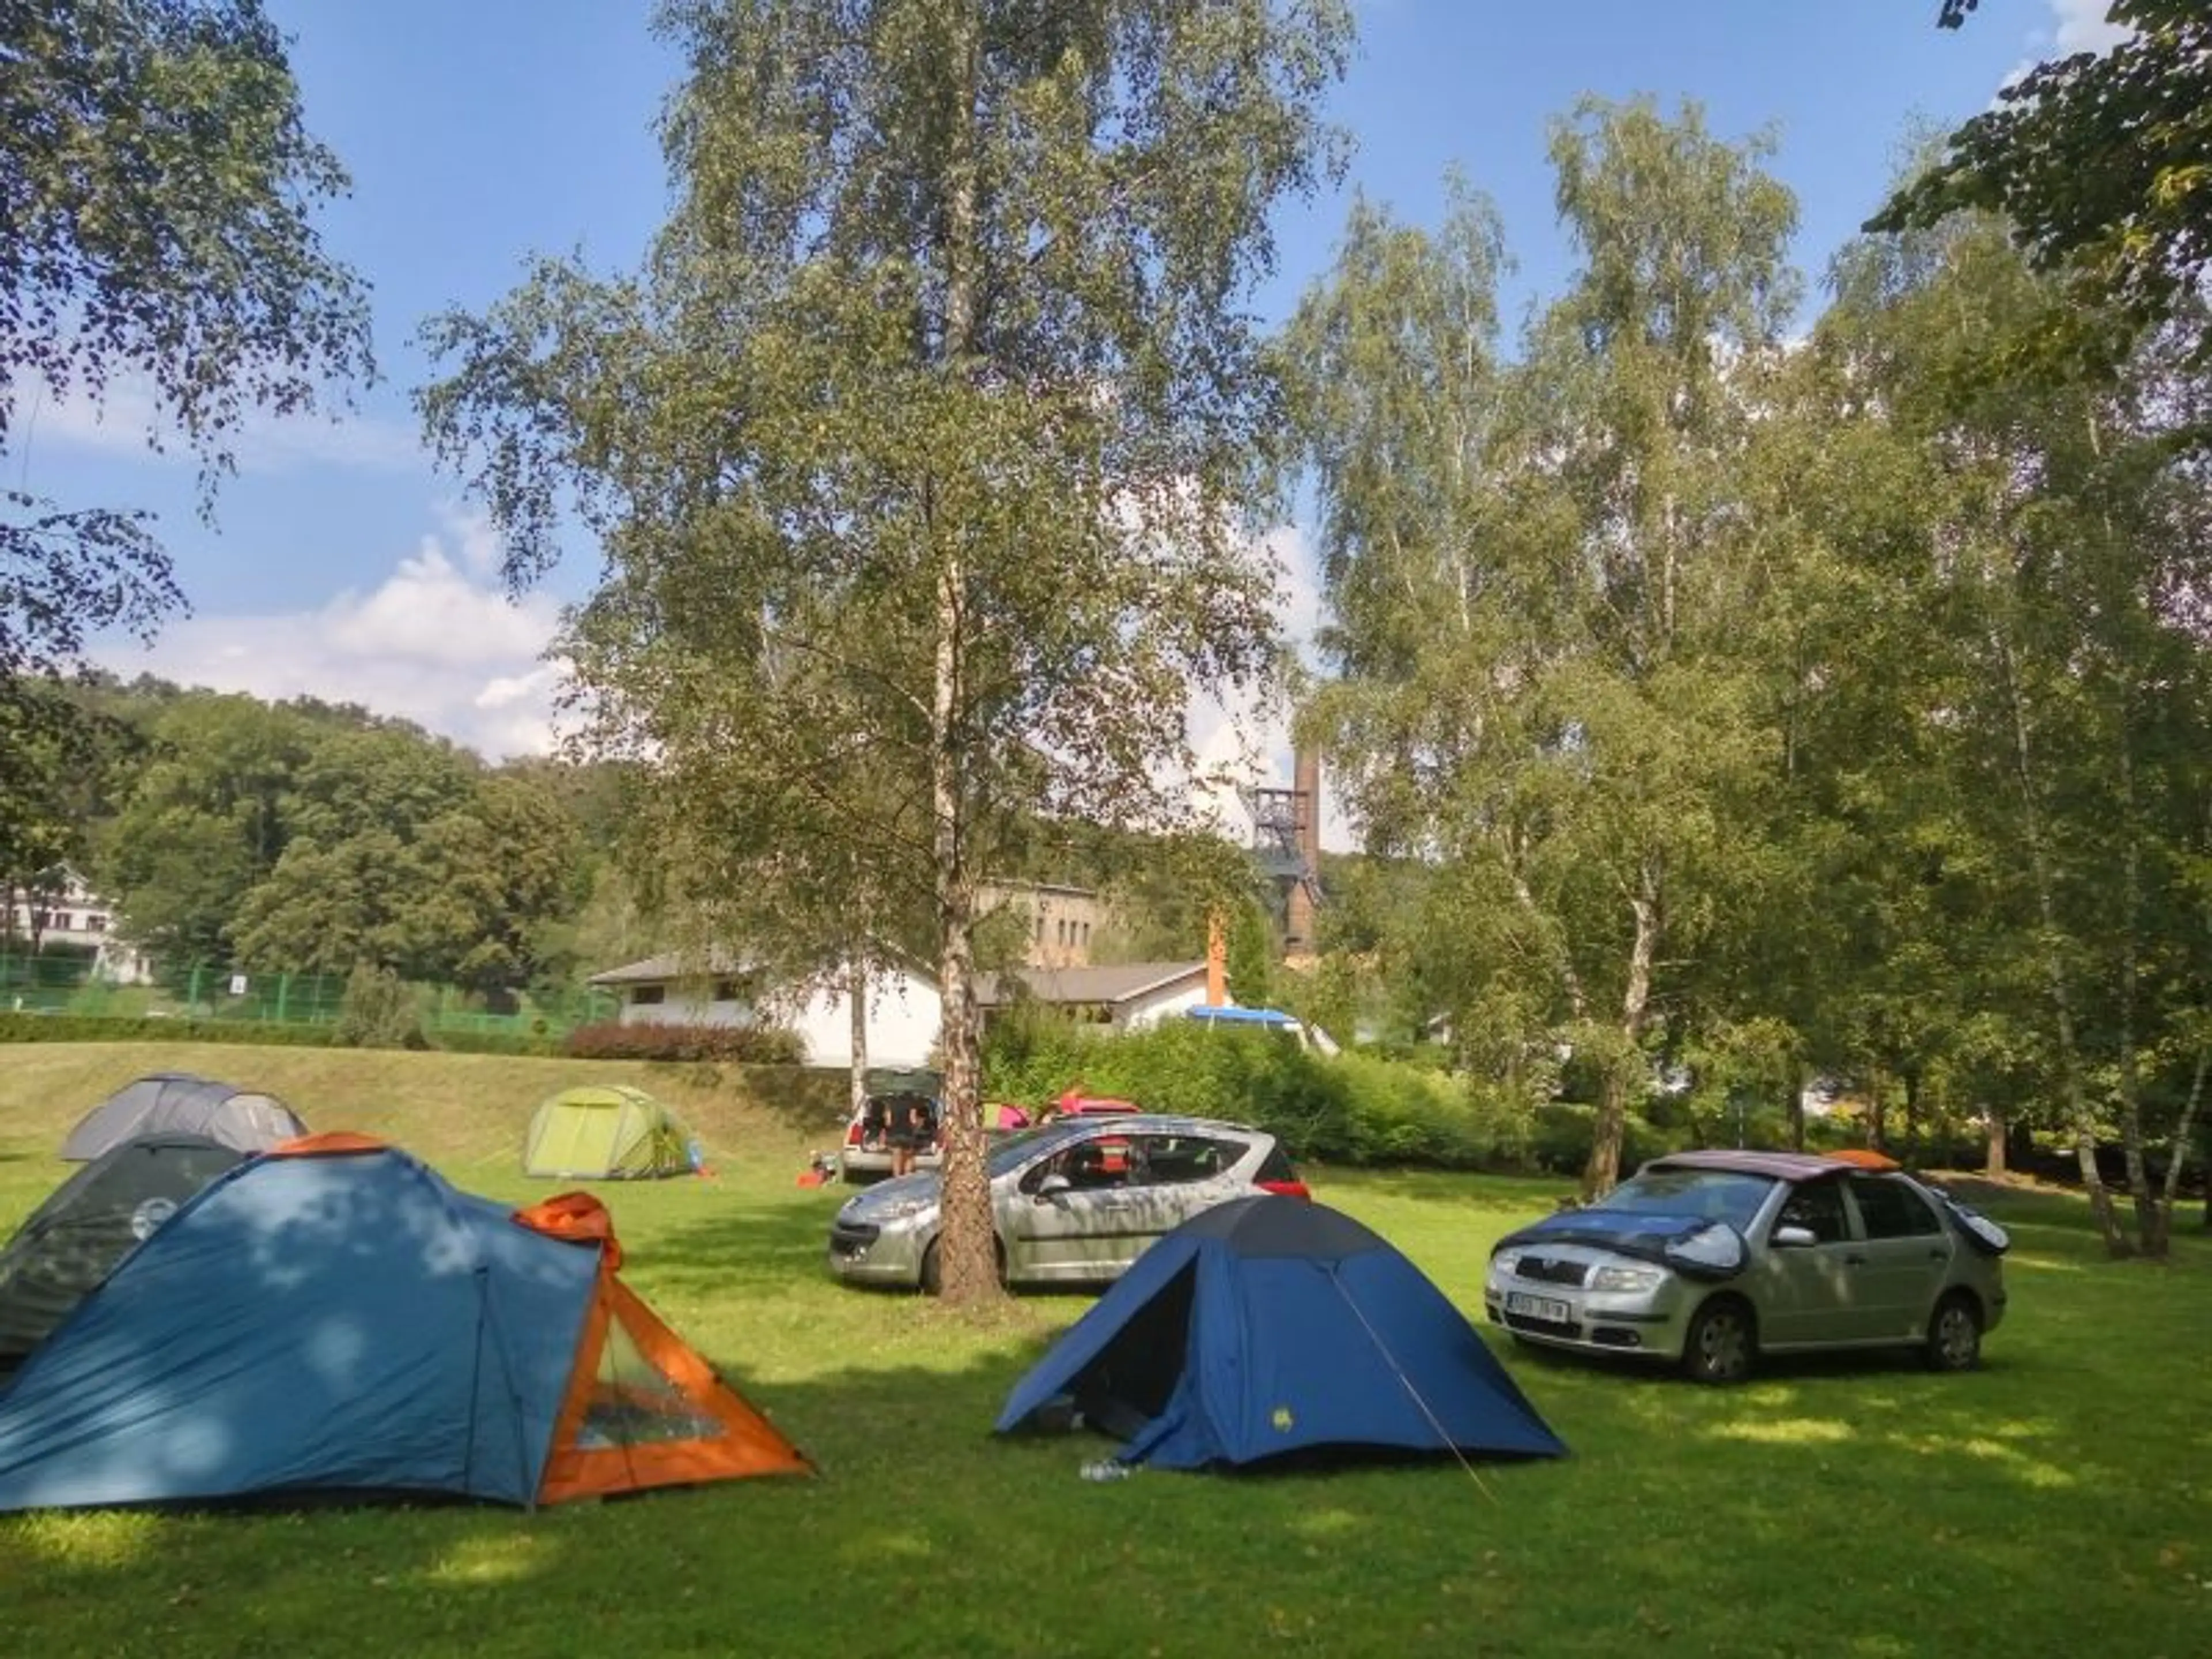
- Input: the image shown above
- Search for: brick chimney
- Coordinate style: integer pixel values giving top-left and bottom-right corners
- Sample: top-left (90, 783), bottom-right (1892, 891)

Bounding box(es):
top-left (1206, 910), bottom-right (1228, 1005)
top-left (1285, 744), bottom-right (1321, 957)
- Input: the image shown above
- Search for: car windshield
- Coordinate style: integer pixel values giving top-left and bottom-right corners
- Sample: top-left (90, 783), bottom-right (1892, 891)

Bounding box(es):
top-left (986, 1123), bottom-right (1090, 1176)
top-left (1600, 1168), bottom-right (1775, 1231)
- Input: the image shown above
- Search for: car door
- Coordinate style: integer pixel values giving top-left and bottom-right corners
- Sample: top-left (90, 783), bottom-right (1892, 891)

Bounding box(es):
top-left (1755, 1176), bottom-right (1867, 1349)
top-left (1843, 1175), bottom-right (1955, 1340)
top-left (1003, 1138), bottom-right (1128, 1282)
top-left (1104, 1133), bottom-right (1250, 1272)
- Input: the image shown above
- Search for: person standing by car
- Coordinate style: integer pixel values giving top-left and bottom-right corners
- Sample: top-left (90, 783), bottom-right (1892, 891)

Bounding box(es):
top-left (888, 1091), bottom-right (931, 1179)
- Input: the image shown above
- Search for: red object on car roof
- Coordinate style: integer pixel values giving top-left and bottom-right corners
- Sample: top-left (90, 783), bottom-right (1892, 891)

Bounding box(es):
top-left (1056, 1092), bottom-right (1140, 1118)
top-left (1828, 1148), bottom-right (1903, 1171)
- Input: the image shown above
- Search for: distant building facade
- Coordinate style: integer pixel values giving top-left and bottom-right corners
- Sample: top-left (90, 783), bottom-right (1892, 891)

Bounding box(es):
top-left (976, 877), bottom-right (1108, 969)
top-left (3, 865), bottom-right (150, 984)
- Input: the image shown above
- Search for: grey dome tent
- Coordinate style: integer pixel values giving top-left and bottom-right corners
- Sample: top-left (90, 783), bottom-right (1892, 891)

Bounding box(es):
top-left (61, 1073), bottom-right (306, 1162)
top-left (0, 1134), bottom-right (248, 1376)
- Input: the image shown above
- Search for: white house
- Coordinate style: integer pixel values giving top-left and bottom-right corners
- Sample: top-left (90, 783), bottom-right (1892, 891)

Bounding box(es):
top-left (3, 864), bottom-right (151, 984)
top-left (586, 949), bottom-right (942, 1069)
top-left (976, 960), bottom-right (1213, 1034)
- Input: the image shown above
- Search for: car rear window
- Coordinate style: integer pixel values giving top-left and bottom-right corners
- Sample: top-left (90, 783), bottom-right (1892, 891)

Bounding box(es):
top-left (1256, 1145), bottom-right (1299, 1185)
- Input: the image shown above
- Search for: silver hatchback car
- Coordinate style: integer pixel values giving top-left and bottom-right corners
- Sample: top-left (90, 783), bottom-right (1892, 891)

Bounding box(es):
top-left (1483, 1150), bottom-right (2010, 1383)
top-left (827, 1114), bottom-right (1309, 1293)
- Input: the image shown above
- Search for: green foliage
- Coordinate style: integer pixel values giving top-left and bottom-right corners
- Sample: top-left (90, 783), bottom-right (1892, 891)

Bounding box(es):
top-left (332, 963), bottom-right (426, 1051)
top-left (85, 685), bottom-right (593, 998)
top-left (1222, 899), bottom-right (1277, 1009)
top-left (2, 3), bottom-right (370, 879)
top-left (1878, 2), bottom-right (2210, 375)
top-left (0, 1012), bottom-right (336, 1047)
top-left (561, 1020), bottom-right (805, 1066)
top-left (980, 1016), bottom-right (1531, 1169)
top-left (1283, 100), bottom-right (1798, 1192)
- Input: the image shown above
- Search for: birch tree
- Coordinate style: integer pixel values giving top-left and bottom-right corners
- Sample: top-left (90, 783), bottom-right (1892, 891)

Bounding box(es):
top-left (1286, 101), bottom-right (1796, 1195)
top-left (419, 0), bottom-right (1349, 1301)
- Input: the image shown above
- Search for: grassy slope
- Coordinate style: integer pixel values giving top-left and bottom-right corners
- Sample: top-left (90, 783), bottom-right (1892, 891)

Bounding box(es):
top-left (0, 1046), bottom-right (2205, 1659)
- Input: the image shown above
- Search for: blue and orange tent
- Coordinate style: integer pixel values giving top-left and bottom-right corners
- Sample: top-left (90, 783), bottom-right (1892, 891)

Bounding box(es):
top-left (996, 1195), bottom-right (1566, 1471)
top-left (0, 1134), bottom-right (808, 1512)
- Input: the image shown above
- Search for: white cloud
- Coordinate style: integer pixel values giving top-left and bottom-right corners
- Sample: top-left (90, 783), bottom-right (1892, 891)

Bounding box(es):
top-left (2049, 0), bottom-right (2130, 55)
top-left (94, 507), bottom-right (571, 760)
top-left (16, 373), bottom-right (422, 474)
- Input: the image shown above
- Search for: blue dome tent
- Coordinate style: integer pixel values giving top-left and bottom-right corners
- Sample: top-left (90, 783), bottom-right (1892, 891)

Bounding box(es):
top-left (0, 1136), bottom-right (810, 1513)
top-left (995, 1195), bottom-right (1566, 1471)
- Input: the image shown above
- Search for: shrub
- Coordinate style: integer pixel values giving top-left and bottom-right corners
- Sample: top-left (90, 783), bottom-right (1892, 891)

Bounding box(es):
top-left (0, 1013), bottom-right (338, 1047)
top-left (427, 1026), bottom-right (565, 1058)
top-left (978, 1016), bottom-right (1533, 1171)
top-left (561, 1020), bottom-right (805, 1064)
top-left (334, 964), bottom-right (428, 1050)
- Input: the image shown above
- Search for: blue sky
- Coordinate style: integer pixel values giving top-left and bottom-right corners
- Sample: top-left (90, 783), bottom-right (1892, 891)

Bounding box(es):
top-left (26, 0), bottom-right (2112, 835)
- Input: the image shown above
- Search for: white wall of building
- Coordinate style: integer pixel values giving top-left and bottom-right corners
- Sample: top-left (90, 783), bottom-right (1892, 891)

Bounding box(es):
top-left (4, 868), bottom-right (150, 984)
top-left (612, 961), bottom-right (942, 1067)
top-left (1115, 978), bottom-right (1210, 1032)
top-left (781, 968), bottom-right (942, 1069)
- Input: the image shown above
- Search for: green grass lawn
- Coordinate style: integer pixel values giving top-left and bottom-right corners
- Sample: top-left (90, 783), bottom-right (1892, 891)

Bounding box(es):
top-left (1, 1046), bottom-right (2206, 1658)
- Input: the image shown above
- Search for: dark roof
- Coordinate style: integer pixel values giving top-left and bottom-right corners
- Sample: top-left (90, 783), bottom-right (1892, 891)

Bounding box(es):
top-left (1175, 1195), bottom-right (1387, 1259)
top-left (1646, 1149), bottom-right (1865, 1181)
top-left (588, 948), bottom-right (938, 991)
top-left (586, 948), bottom-right (753, 987)
top-left (976, 960), bottom-right (1207, 1009)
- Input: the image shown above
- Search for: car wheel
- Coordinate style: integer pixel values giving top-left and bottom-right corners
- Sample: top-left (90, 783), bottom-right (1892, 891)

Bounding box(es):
top-left (1923, 1293), bottom-right (1982, 1372)
top-left (1681, 1297), bottom-right (1757, 1385)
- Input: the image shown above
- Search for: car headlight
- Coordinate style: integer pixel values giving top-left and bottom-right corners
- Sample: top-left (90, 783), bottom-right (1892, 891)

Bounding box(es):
top-left (1590, 1263), bottom-right (1665, 1294)
top-left (1490, 1252), bottom-right (1521, 1279)
top-left (865, 1194), bottom-right (938, 1224)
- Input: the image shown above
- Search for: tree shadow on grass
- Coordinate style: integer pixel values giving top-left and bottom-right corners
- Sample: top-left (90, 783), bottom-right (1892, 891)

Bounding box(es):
top-left (4, 1313), bottom-right (2201, 1659)
top-left (2, 1204), bottom-right (2205, 1659)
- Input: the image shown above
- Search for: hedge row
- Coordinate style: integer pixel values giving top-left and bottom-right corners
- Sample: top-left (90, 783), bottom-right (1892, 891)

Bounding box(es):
top-left (981, 1015), bottom-right (1535, 1171)
top-left (0, 1013), bottom-right (563, 1056)
top-left (0, 1013), bottom-right (339, 1048)
top-left (559, 1020), bottom-right (807, 1065)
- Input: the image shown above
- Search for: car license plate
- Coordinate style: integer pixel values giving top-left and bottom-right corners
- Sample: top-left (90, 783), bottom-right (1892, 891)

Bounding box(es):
top-left (1506, 1291), bottom-right (1571, 1323)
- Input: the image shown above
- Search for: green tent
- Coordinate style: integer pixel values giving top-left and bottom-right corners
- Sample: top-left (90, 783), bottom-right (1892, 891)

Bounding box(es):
top-left (522, 1086), bottom-right (696, 1180)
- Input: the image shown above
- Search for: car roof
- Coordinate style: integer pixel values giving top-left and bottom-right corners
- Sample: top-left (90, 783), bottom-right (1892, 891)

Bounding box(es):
top-left (1060, 1112), bottom-right (1265, 1137)
top-left (1644, 1149), bottom-right (1883, 1182)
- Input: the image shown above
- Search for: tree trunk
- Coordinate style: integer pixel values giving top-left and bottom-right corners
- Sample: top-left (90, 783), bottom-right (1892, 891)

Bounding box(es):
top-left (926, 0), bottom-right (998, 1306)
top-left (1582, 865), bottom-right (1657, 1199)
top-left (1787, 1056), bottom-right (1806, 1154)
top-left (847, 954), bottom-right (870, 1121)
top-left (1984, 1106), bottom-right (2008, 1179)
top-left (2113, 709), bottom-right (2159, 1251)
top-left (1868, 1064), bottom-right (1887, 1154)
top-left (2148, 1045), bottom-right (2208, 1260)
top-left (1994, 626), bottom-right (2127, 1255)
top-left (1902, 1066), bottom-right (1921, 1162)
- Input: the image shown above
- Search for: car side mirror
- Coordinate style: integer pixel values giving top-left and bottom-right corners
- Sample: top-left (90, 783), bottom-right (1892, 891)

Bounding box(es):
top-left (1035, 1173), bottom-right (1071, 1201)
top-left (1771, 1224), bottom-right (1817, 1249)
